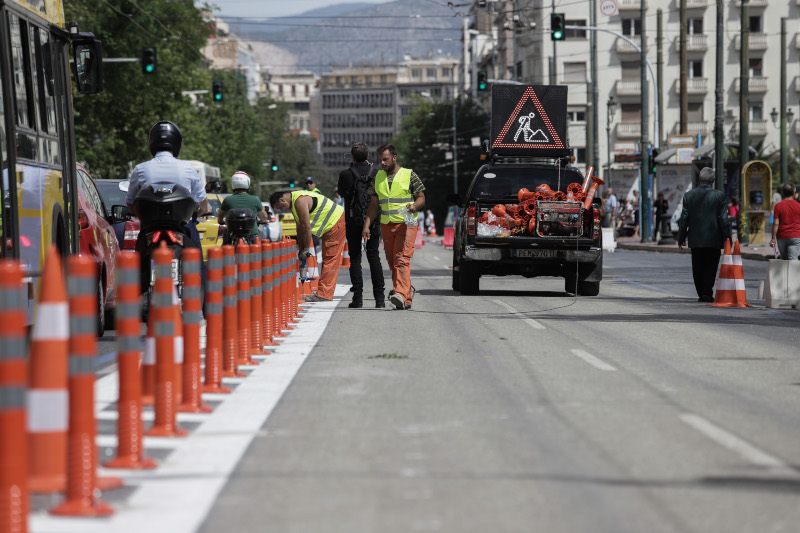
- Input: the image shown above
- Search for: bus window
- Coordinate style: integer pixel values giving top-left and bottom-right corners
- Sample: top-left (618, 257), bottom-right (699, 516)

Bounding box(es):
top-left (9, 15), bottom-right (32, 129)
top-left (34, 27), bottom-right (57, 134)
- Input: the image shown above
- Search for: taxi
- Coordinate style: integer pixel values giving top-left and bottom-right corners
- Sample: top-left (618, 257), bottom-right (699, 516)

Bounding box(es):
top-left (196, 193), bottom-right (228, 259)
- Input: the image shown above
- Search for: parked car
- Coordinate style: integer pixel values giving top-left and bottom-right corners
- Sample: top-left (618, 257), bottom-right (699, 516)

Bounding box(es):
top-left (276, 210), bottom-right (297, 238)
top-left (93, 178), bottom-right (139, 251)
top-left (262, 202), bottom-right (282, 242)
top-left (77, 165), bottom-right (121, 336)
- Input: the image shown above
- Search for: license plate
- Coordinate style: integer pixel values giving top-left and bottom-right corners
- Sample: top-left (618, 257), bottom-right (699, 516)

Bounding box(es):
top-left (151, 259), bottom-right (181, 284)
top-left (513, 249), bottom-right (554, 258)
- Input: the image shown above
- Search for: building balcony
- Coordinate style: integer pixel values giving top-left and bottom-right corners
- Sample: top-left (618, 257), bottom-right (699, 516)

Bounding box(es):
top-left (616, 122), bottom-right (642, 139)
top-left (734, 34), bottom-right (769, 51)
top-left (674, 34), bottom-right (708, 52)
top-left (749, 119), bottom-right (768, 136)
top-left (733, 76), bottom-right (768, 93)
top-left (735, 0), bottom-right (768, 5)
top-left (674, 78), bottom-right (709, 95)
top-left (618, 0), bottom-right (646, 9)
top-left (685, 0), bottom-right (709, 6)
top-left (616, 37), bottom-right (639, 54)
top-left (671, 122), bottom-right (709, 137)
top-left (615, 79), bottom-right (641, 96)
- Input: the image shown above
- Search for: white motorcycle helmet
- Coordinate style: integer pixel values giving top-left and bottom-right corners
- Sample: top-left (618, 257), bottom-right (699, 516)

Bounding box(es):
top-left (231, 171), bottom-right (251, 191)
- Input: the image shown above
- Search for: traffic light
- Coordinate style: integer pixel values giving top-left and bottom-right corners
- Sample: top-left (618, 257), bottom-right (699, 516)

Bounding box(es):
top-left (477, 70), bottom-right (488, 92)
top-left (141, 47), bottom-right (156, 75)
top-left (650, 148), bottom-right (659, 175)
top-left (550, 13), bottom-right (565, 41)
top-left (270, 158), bottom-right (278, 172)
top-left (288, 180), bottom-right (296, 188)
top-left (211, 80), bottom-right (223, 102)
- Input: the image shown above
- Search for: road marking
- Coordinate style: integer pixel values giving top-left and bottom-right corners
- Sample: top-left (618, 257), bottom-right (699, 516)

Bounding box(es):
top-left (569, 349), bottom-right (616, 371)
top-left (679, 413), bottom-right (794, 474)
top-left (433, 255), bottom-right (440, 261)
top-left (492, 300), bottom-right (546, 330)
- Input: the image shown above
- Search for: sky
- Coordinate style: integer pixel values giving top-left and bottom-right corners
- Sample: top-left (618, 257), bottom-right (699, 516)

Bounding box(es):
top-left (205, 0), bottom-right (395, 18)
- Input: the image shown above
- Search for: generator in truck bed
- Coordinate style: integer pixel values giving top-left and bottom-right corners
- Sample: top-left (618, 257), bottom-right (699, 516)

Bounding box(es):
top-left (448, 85), bottom-right (603, 296)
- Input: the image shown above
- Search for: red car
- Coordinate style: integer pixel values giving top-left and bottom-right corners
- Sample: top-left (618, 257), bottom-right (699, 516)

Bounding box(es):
top-left (76, 164), bottom-right (120, 336)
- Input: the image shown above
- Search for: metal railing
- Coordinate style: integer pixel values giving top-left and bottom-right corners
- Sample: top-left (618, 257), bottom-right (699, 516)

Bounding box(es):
top-left (749, 119), bottom-right (768, 136)
top-left (734, 77), bottom-right (768, 93)
top-left (674, 78), bottom-right (708, 94)
top-left (616, 79), bottom-right (641, 96)
top-left (734, 34), bottom-right (769, 51)
top-left (616, 122), bottom-right (642, 138)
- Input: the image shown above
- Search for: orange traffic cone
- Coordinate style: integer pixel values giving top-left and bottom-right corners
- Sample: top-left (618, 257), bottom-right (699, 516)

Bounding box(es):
top-left (28, 246), bottom-right (69, 493)
top-left (709, 239), bottom-right (751, 308)
top-left (341, 241), bottom-right (351, 268)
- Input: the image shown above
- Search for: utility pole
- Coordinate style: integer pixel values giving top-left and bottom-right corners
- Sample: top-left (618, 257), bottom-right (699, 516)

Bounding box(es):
top-left (586, 79), bottom-right (594, 174)
top-left (640, 0), bottom-right (651, 243)
top-left (591, 0), bottom-right (599, 174)
top-left (780, 17), bottom-right (787, 184)
top-left (551, 0), bottom-right (556, 85)
top-left (657, 9), bottom-right (664, 149)
top-left (452, 89), bottom-right (459, 194)
top-left (738, 0), bottom-right (749, 245)
top-left (714, 0), bottom-right (724, 191)
top-left (679, 0), bottom-right (687, 133)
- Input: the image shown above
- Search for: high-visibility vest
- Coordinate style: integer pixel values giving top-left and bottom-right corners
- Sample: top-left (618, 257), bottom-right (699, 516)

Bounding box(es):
top-left (375, 168), bottom-right (414, 224)
top-left (290, 190), bottom-right (343, 238)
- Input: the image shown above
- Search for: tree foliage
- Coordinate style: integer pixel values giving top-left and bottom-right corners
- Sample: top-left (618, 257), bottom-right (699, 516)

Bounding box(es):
top-left (64, 0), bottom-right (322, 200)
top-left (390, 97), bottom-right (489, 229)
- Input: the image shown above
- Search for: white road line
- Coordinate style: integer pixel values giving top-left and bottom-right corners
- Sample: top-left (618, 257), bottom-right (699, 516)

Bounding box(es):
top-left (492, 300), bottom-right (546, 330)
top-left (679, 413), bottom-right (795, 474)
top-left (569, 349), bottom-right (617, 371)
top-left (433, 255), bottom-right (440, 261)
top-left (31, 285), bottom-right (349, 533)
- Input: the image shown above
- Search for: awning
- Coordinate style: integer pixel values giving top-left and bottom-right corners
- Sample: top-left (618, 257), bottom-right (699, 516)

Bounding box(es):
top-left (654, 147), bottom-right (677, 164)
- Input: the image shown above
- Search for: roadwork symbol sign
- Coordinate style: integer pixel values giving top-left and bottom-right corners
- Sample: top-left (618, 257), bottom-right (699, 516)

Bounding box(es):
top-left (491, 85), bottom-right (568, 157)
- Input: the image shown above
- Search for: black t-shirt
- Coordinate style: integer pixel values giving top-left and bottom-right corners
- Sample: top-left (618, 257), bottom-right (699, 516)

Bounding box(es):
top-left (338, 161), bottom-right (377, 224)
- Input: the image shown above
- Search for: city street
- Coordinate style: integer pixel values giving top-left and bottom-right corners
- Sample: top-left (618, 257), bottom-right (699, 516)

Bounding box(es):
top-left (36, 241), bottom-right (800, 533)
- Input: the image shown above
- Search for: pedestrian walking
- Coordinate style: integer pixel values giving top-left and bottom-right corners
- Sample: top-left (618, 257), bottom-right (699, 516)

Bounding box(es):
top-left (653, 191), bottom-right (669, 239)
top-left (337, 142), bottom-right (385, 308)
top-left (677, 167), bottom-right (732, 302)
top-left (362, 144), bottom-right (426, 310)
top-left (603, 188), bottom-right (618, 229)
top-left (769, 183), bottom-right (800, 260)
top-left (270, 189), bottom-right (346, 302)
top-left (425, 210), bottom-right (435, 236)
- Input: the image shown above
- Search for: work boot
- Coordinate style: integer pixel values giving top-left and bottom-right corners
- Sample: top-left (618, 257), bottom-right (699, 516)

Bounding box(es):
top-left (348, 291), bottom-right (363, 308)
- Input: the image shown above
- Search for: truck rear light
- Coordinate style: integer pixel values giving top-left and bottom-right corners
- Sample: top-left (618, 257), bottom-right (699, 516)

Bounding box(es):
top-left (466, 203), bottom-right (477, 236)
top-left (592, 206), bottom-right (601, 239)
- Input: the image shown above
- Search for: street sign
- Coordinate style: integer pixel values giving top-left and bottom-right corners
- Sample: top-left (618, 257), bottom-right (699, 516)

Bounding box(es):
top-left (668, 134), bottom-right (695, 147)
top-left (614, 142), bottom-right (637, 153)
top-left (491, 85), bottom-right (568, 157)
top-left (676, 147), bottom-right (694, 164)
top-left (600, 0), bottom-right (618, 16)
top-left (615, 153), bottom-right (642, 163)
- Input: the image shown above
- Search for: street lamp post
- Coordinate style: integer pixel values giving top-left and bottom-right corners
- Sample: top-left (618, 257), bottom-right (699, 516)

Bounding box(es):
top-left (606, 96), bottom-right (617, 186)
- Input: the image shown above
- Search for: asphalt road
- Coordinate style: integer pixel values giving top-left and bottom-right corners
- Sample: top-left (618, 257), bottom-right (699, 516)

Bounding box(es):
top-left (193, 242), bottom-right (800, 533)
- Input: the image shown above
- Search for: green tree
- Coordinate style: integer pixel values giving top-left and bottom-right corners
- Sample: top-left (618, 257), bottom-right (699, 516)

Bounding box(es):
top-left (390, 97), bottom-right (489, 229)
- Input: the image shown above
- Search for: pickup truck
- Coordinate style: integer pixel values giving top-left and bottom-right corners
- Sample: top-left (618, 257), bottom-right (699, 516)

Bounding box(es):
top-left (449, 159), bottom-right (603, 296)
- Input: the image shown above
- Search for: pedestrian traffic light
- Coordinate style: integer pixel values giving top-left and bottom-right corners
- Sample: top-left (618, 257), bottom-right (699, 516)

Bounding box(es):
top-left (477, 70), bottom-right (488, 92)
top-left (270, 158), bottom-right (278, 172)
top-left (211, 80), bottom-right (223, 102)
top-left (550, 13), bottom-right (565, 41)
top-left (650, 148), bottom-right (659, 174)
top-left (141, 47), bottom-right (156, 75)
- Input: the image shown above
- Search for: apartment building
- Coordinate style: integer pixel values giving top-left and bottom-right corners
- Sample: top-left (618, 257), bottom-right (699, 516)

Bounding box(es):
top-left (265, 71), bottom-right (319, 136)
top-left (201, 18), bottom-right (264, 103)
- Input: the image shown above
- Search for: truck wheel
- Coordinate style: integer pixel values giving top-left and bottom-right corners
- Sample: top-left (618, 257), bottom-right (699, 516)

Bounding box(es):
top-left (451, 250), bottom-right (460, 291)
top-left (577, 280), bottom-right (600, 296)
top-left (459, 264), bottom-right (480, 295)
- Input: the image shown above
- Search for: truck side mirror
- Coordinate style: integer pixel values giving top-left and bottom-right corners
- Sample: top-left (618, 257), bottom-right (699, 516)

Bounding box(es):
top-left (446, 193), bottom-right (462, 207)
top-left (72, 35), bottom-right (103, 94)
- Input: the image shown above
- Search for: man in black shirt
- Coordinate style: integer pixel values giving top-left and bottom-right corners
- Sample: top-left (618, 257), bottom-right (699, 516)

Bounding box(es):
top-left (338, 142), bottom-right (385, 308)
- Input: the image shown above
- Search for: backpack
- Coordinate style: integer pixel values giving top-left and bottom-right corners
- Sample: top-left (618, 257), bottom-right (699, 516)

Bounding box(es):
top-left (349, 163), bottom-right (376, 223)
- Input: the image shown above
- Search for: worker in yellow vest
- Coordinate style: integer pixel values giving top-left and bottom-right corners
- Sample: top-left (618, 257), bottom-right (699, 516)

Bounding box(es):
top-left (362, 144), bottom-right (426, 310)
top-left (270, 189), bottom-right (345, 302)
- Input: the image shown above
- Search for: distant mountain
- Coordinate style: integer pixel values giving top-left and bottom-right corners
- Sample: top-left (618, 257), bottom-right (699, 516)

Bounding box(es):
top-left (224, 0), bottom-right (462, 74)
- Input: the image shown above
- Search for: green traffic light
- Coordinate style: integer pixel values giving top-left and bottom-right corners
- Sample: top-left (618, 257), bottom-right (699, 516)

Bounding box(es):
top-left (214, 93), bottom-right (222, 101)
top-left (553, 30), bottom-right (563, 40)
top-left (145, 64), bottom-right (154, 73)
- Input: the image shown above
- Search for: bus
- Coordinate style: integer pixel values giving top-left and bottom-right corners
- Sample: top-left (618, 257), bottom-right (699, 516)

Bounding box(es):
top-left (0, 0), bottom-right (102, 319)
top-left (187, 159), bottom-right (223, 192)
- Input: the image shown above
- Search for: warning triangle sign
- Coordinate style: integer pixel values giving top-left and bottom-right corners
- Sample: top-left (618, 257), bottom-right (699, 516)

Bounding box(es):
top-left (490, 85), bottom-right (568, 157)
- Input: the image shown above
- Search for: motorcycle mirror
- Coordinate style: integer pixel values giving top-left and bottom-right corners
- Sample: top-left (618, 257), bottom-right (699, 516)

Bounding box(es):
top-left (118, 181), bottom-right (130, 192)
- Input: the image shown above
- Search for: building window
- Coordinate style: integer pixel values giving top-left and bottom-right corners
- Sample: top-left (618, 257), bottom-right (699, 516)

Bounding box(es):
top-left (621, 18), bottom-right (641, 37)
top-left (305, 85), bottom-right (309, 97)
top-left (621, 61), bottom-right (639, 80)
top-left (411, 68), bottom-right (422, 78)
top-left (442, 67), bottom-right (451, 78)
top-left (688, 60), bottom-right (703, 78)
top-left (749, 16), bottom-right (761, 33)
top-left (621, 103), bottom-right (641, 123)
top-left (567, 108), bottom-right (586, 123)
top-left (749, 58), bottom-right (762, 77)
top-left (380, 74), bottom-right (387, 84)
top-left (688, 102), bottom-right (703, 123)
top-left (572, 147), bottom-right (586, 164)
top-left (562, 62), bottom-right (586, 83)
top-left (426, 68), bottom-right (437, 79)
top-left (565, 19), bottom-right (587, 39)
top-left (399, 88), bottom-right (409, 97)
top-left (291, 85), bottom-right (296, 97)
top-left (278, 85), bottom-right (283, 97)
top-left (516, 61), bottom-right (522, 79)
top-left (750, 102), bottom-right (763, 121)
top-left (688, 18), bottom-right (703, 35)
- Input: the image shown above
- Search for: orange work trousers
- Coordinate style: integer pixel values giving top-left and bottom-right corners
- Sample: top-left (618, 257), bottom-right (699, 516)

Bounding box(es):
top-left (381, 222), bottom-right (418, 305)
top-left (316, 216), bottom-right (346, 300)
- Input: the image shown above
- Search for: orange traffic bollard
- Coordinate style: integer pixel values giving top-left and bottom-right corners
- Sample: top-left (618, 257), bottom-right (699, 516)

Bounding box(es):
top-left (273, 241), bottom-right (287, 338)
top-left (236, 240), bottom-right (256, 366)
top-left (145, 242), bottom-right (187, 438)
top-left (105, 252), bottom-right (157, 470)
top-left (261, 241), bottom-right (278, 347)
top-left (0, 259), bottom-right (28, 533)
top-left (709, 239), bottom-right (752, 308)
top-left (222, 245), bottom-right (244, 377)
top-left (288, 241), bottom-right (300, 324)
top-left (50, 255), bottom-right (117, 517)
top-left (27, 247), bottom-right (69, 493)
top-left (172, 296), bottom-right (183, 405)
top-left (141, 312), bottom-right (156, 406)
top-left (204, 248), bottom-right (230, 393)
top-left (583, 175), bottom-right (605, 210)
top-left (341, 240), bottom-right (351, 268)
top-left (581, 166), bottom-right (594, 193)
top-left (250, 241), bottom-right (264, 355)
top-left (179, 248), bottom-right (212, 413)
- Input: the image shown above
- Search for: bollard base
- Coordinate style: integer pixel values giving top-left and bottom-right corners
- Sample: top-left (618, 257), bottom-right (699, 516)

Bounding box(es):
top-left (50, 498), bottom-right (114, 517)
top-left (146, 425), bottom-right (189, 438)
top-left (105, 455), bottom-right (158, 470)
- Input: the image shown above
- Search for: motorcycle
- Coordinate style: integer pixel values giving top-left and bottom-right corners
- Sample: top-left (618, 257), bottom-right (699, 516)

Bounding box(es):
top-left (221, 207), bottom-right (259, 246)
top-left (133, 182), bottom-right (197, 316)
